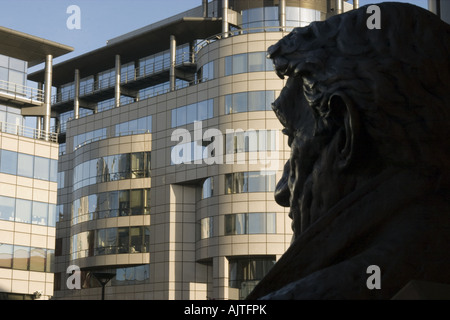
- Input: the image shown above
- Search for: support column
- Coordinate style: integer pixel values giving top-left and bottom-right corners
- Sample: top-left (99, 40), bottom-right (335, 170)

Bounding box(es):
top-left (353, 0), bottom-right (359, 9)
top-left (279, 0), bottom-right (286, 31)
top-left (43, 54), bottom-right (53, 141)
top-left (202, 0), bottom-right (208, 17)
top-left (336, 0), bottom-right (343, 15)
top-left (189, 41), bottom-right (196, 64)
top-left (170, 35), bottom-right (176, 91)
top-left (36, 82), bottom-right (43, 139)
top-left (115, 54), bottom-right (121, 108)
top-left (222, 0), bottom-right (229, 38)
top-left (74, 69), bottom-right (80, 119)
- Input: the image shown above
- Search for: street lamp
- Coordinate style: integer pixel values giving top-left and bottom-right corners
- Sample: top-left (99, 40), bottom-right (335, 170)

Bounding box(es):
top-left (92, 272), bottom-right (115, 300)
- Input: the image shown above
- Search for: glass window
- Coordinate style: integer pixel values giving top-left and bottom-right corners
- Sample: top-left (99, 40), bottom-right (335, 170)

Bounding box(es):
top-left (13, 246), bottom-right (30, 270)
top-left (248, 213), bottom-right (265, 234)
top-left (248, 91), bottom-right (266, 111)
top-left (0, 55), bottom-right (8, 68)
top-left (0, 67), bottom-right (8, 82)
top-left (233, 92), bottom-right (247, 113)
top-left (233, 54), bottom-right (247, 75)
top-left (130, 227), bottom-right (143, 253)
top-left (9, 70), bottom-right (25, 87)
top-left (176, 106), bottom-right (187, 127)
top-left (225, 56), bottom-right (233, 76)
top-left (48, 204), bottom-right (57, 227)
top-left (225, 213), bottom-right (247, 235)
top-left (118, 227), bottom-right (129, 253)
top-left (286, 7), bottom-right (300, 21)
top-left (171, 109), bottom-right (177, 128)
top-left (34, 156), bottom-right (50, 180)
top-left (105, 228), bottom-right (118, 254)
top-left (0, 195), bottom-right (15, 221)
top-left (15, 199), bottom-right (31, 224)
top-left (50, 159), bottom-right (58, 182)
top-left (225, 95), bottom-right (233, 115)
top-left (186, 103), bottom-right (197, 124)
top-left (266, 213), bottom-right (276, 234)
top-left (248, 171), bottom-right (265, 192)
top-left (197, 101), bottom-right (208, 121)
top-left (202, 177), bottom-right (214, 199)
top-left (265, 6), bottom-right (279, 21)
top-left (118, 190), bottom-right (130, 216)
top-left (29, 247), bottom-right (46, 272)
top-left (46, 249), bottom-right (54, 273)
top-left (248, 52), bottom-right (265, 72)
top-left (118, 154), bottom-right (131, 179)
top-left (229, 257), bottom-right (276, 298)
top-left (130, 189), bottom-right (143, 215)
top-left (1, 150), bottom-right (17, 175)
top-left (17, 153), bottom-right (34, 178)
top-left (32, 201), bottom-right (48, 226)
top-left (200, 217), bottom-right (213, 239)
top-left (0, 243), bottom-right (13, 268)
top-left (9, 57), bottom-right (26, 72)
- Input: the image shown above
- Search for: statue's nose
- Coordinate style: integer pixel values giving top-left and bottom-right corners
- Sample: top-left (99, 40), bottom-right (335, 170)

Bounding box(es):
top-left (274, 161), bottom-right (291, 207)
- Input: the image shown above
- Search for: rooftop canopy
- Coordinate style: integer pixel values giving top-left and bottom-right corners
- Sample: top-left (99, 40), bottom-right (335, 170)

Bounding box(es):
top-left (28, 17), bottom-right (222, 86)
top-left (0, 26), bottom-right (73, 67)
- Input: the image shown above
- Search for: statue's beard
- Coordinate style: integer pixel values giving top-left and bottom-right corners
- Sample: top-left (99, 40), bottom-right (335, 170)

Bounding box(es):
top-left (287, 132), bottom-right (331, 239)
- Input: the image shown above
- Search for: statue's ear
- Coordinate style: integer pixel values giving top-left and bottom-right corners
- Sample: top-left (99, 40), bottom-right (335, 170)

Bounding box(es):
top-left (328, 92), bottom-right (360, 170)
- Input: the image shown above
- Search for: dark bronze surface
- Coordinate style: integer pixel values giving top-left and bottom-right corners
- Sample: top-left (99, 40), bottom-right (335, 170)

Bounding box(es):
top-left (248, 2), bottom-right (450, 300)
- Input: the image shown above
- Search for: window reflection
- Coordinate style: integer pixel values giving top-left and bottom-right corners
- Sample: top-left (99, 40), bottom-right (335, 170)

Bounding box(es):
top-left (225, 91), bottom-right (275, 114)
top-left (229, 256), bottom-right (276, 300)
top-left (225, 213), bottom-right (276, 235)
top-left (0, 150), bottom-right (57, 182)
top-left (71, 188), bottom-right (150, 225)
top-left (0, 195), bottom-right (55, 227)
top-left (71, 226), bottom-right (150, 259)
top-left (224, 52), bottom-right (274, 77)
top-left (225, 171), bottom-right (276, 194)
top-left (73, 152), bottom-right (151, 191)
top-left (171, 99), bottom-right (214, 128)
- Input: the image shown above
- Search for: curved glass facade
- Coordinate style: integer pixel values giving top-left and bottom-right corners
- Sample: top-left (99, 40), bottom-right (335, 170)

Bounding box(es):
top-left (71, 188), bottom-right (151, 225)
top-left (71, 226), bottom-right (150, 260)
top-left (225, 171), bottom-right (276, 194)
top-left (73, 152), bottom-right (151, 191)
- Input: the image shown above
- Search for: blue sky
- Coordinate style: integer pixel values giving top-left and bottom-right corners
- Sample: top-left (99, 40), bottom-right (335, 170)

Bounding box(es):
top-left (0, 0), bottom-right (428, 70)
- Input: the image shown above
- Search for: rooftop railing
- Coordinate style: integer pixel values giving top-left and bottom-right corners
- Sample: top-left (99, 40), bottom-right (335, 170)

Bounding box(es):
top-left (0, 121), bottom-right (58, 143)
top-left (0, 79), bottom-right (44, 103)
top-left (51, 51), bottom-right (194, 105)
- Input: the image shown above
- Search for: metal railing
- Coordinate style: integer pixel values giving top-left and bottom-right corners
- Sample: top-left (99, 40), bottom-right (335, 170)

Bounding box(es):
top-left (51, 51), bottom-right (194, 105)
top-left (0, 79), bottom-right (44, 103)
top-left (194, 26), bottom-right (289, 54)
top-left (0, 121), bottom-right (58, 143)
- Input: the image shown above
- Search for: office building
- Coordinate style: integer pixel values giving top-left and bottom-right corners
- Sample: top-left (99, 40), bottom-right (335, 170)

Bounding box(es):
top-left (429, 0), bottom-right (450, 24)
top-left (28, 0), bottom-right (356, 300)
top-left (0, 27), bottom-right (73, 300)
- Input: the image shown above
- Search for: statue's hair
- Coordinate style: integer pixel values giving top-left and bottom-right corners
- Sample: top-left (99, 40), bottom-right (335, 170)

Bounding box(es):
top-left (269, 2), bottom-right (450, 170)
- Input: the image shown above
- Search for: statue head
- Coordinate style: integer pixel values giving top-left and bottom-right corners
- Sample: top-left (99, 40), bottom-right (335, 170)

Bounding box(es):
top-left (270, 3), bottom-right (450, 238)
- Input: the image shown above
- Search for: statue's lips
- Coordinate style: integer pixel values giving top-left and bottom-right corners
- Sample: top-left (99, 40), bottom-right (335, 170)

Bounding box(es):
top-left (274, 161), bottom-right (290, 207)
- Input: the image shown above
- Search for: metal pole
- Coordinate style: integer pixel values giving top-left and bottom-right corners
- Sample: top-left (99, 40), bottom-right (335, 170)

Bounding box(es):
top-left (279, 0), bottom-right (286, 31)
top-left (353, 0), bottom-right (359, 9)
top-left (74, 69), bottom-right (80, 119)
top-left (115, 54), bottom-right (121, 108)
top-left (170, 35), bottom-right (176, 91)
top-left (43, 55), bottom-right (53, 141)
top-left (202, 0), bottom-right (208, 17)
top-left (222, 0), bottom-right (229, 38)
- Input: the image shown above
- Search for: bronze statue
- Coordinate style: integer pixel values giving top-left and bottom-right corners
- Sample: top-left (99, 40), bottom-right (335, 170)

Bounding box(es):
top-left (247, 2), bottom-right (450, 299)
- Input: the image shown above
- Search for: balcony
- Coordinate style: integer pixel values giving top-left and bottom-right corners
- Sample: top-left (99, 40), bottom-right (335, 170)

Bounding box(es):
top-left (0, 79), bottom-right (43, 108)
top-left (0, 121), bottom-right (58, 143)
